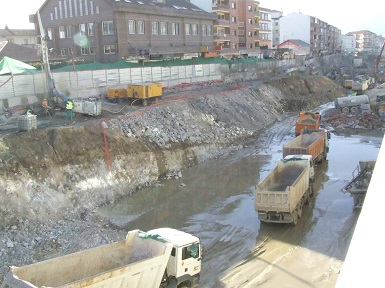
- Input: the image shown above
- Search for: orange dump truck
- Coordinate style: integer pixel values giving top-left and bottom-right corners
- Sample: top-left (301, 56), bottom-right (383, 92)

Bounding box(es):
top-left (283, 129), bottom-right (330, 163)
top-left (295, 112), bottom-right (321, 136)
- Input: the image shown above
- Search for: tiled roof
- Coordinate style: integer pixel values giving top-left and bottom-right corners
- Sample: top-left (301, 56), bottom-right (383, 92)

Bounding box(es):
top-left (288, 39), bottom-right (310, 47)
top-left (0, 27), bottom-right (35, 37)
top-left (112, 0), bottom-right (205, 12)
top-left (0, 41), bottom-right (40, 62)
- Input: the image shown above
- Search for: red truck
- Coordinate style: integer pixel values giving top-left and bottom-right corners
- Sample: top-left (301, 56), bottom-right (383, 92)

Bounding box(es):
top-left (295, 112), bottom-right (321, 136)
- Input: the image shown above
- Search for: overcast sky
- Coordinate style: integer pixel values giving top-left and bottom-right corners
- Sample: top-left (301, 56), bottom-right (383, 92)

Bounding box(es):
top-left (265, 0), bottom-right (384, 36)
top-left (1, 0), bottom-right (384, 37)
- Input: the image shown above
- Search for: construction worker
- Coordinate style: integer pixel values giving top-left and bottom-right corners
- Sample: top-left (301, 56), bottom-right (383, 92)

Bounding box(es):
top-left (41, 98), bottom-right (51, 117)
top-left (42, 98), bottom-right (48, 107)
top-left (66, 99), bottom-right (74, 119)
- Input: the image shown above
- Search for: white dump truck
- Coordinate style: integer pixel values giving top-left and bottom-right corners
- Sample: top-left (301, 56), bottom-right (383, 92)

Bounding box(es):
top-left (283, 129), bottom-right (330, 164)
top-left (1, 228), bottom-right (201, 288)
top-left (254, 155), bottom-right (315, 225)
top-left (334, 94), bottom-right (369, 113)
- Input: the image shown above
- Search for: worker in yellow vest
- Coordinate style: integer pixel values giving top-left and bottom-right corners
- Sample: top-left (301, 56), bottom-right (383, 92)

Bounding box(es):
top-left (66, 100), bottom-right (74, 119)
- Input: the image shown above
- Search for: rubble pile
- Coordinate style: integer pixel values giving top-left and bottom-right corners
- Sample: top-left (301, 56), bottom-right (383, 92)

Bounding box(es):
top-left (323, 112), bottom-right (384, 130)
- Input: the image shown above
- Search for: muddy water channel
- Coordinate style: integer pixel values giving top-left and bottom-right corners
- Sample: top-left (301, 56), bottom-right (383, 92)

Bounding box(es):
top-left (97, 110), bottom-right (383, 288)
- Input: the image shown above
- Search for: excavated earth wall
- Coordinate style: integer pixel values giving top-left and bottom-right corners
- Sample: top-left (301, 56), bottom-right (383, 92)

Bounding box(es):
top-left (0, 76), bottom-right (345, 227)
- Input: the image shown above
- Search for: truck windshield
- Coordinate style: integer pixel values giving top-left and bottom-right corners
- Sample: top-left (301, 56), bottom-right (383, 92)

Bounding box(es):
top-left (182, 243), bottom-right (199, 260)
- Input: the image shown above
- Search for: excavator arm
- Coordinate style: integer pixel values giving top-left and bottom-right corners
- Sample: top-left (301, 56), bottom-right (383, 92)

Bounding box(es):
top-left (374, 39), bottom-right (385, 81)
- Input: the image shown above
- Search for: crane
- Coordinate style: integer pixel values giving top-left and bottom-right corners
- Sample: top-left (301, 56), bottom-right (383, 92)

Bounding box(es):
top-left (36, 10), bottom-right (68, 102)
top-left (374, 39), bottom-right (385, 83)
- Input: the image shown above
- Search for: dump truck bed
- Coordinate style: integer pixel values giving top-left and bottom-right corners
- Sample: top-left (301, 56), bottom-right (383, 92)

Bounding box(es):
top-left (283, 130), bottom-right (325, 162)
top-left (1, 230), bottom-right (172, 288)
top-left (255, 159), bottom-right (310, 214)
top-left (295, 112), bottom-right (320, 135)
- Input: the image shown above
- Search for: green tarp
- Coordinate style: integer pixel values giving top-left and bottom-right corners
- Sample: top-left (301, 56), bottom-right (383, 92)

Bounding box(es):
top-left (0, 56), bottom-right (37, 75)
top-left (51, 56), bottom-right (276, 72)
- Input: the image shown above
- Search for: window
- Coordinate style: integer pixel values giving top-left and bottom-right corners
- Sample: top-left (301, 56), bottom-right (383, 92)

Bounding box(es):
top-left (102, 21), bottom-right (114, 35)
top-left (104, 44), bottom-right (115, 54)
top-left (207, 25), bottom-right (212, 36)
top-left (59, 26), bottom-right (65, 39)
top-left (231, 16), bottom-right (237, 23)
top-left (248, 5), bottom-right (252, 11)
top-left (202, 24), bottom-right (207, 36)
top-left (233, 29), bottom-right (237, 36)
top-left (248, 19), bottom-right (252, 25)
top-left (185, 23), bottom-right (191, 35)
top-left (137, 21), bottom-right (144, 34)
top-left (68, 47), bottom-right (73, 55)
top-left (66, 25), bottom-right (73, 38)
top-left (47, 28), bottom-right (53, 40)
top-left (172, 22), bottom-right (179, 35)
top-left (152, 22), bottom-right (159, 35)
top-left (89, 46), bottom-right (95, 55)
top-left (129, 20), bottom-right (136, 34)
top-left (79, 24), bottom-right (86, 36)
top-left (88, 23), bottom-right (94, 36)
top-left (160, 22), bottom-right (167, 35)
top-left (60, 48), bottom-right (67, 56)
top-left (231, 2), bottom-right (236, 9)
top-left (81, 47), bottom-right (88, 55)
top-left (192, 24), bottom-right (197, 36)
top-left (182, 244), bottom-right (199, 260)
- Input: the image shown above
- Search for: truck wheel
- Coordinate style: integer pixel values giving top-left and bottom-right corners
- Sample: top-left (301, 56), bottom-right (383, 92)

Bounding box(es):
top-left (305, 190), bottom-right (310, 204)
top-left (292, 211), bottom-right (299, 225)
top-left (350, 106), bottom-right (358, 113)
top-left (342, 107), bottom-right (349, 113)
top-left (142, 99), bottom-right (148, 106)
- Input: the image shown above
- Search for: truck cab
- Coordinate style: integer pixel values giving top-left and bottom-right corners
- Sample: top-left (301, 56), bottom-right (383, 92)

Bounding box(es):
top-left (148, 228), bottom-right (202, 287)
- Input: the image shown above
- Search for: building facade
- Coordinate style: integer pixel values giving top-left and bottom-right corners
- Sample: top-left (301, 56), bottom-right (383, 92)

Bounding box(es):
top-left (0, 25), bottom-right (36, 49)
top-left (212, 0), bottom-right (261, 57)
top-left (35, 0), bottom-right (216, 63)
top-left (270, 10), bottom-right (282, 48)
top-left (279, 12), bottom-right (341, 55)
top-left (347, 30), bottom-right (377, 52)
top-left (258, 6), bottom-right (272, 50)
top-left (341, 34), bottom-right (356, 53)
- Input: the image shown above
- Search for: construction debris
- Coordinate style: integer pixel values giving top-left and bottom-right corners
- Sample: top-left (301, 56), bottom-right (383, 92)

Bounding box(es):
top-left (323, 111), bottom-right (384, 130)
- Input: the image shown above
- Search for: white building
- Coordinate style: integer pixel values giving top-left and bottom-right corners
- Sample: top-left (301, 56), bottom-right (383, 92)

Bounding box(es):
top-left (279, 12), bottom-right (341, 55)
top-left (341, 34), bottom-right (356, 53)
top-left (279, 12), bottom-right (310, 45)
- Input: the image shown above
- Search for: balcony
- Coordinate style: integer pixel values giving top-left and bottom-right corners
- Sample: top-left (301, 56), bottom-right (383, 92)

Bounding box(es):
top-left (212, 3), bottom-right (230, 12)
top-left (214, 19), bottom-right (230, 27)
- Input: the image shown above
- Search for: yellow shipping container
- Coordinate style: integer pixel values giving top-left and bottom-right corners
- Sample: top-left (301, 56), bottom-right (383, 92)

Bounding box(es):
top-left (127, 82), bottom-right (162, 106)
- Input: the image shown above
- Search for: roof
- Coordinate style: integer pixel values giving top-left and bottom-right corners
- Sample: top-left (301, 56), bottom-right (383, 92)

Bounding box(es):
top-left (113, 0), bottom-right (204, 11)
top-left (282, 39), bottom-right (310, 47)
top-left (0, 41), bottom-right (40, 62)
top-left (0, 26), bottom-right (35, 37)
top-left (147, 228), bottom-right (199, 247)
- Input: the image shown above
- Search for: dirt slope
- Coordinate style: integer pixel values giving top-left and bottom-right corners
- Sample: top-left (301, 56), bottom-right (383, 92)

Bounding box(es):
top-left (0, 76), bottom-right (345, 227)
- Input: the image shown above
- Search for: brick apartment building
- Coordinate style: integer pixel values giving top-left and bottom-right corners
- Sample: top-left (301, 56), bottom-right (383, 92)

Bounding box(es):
top-left (34, 0), bottom-right (217, 63)
top-left (212, 0), bottom-right (261, 57)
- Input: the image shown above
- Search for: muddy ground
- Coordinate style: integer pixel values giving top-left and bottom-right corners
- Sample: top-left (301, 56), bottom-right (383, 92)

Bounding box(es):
top-left (0, 75), bottom-right (381, 282)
